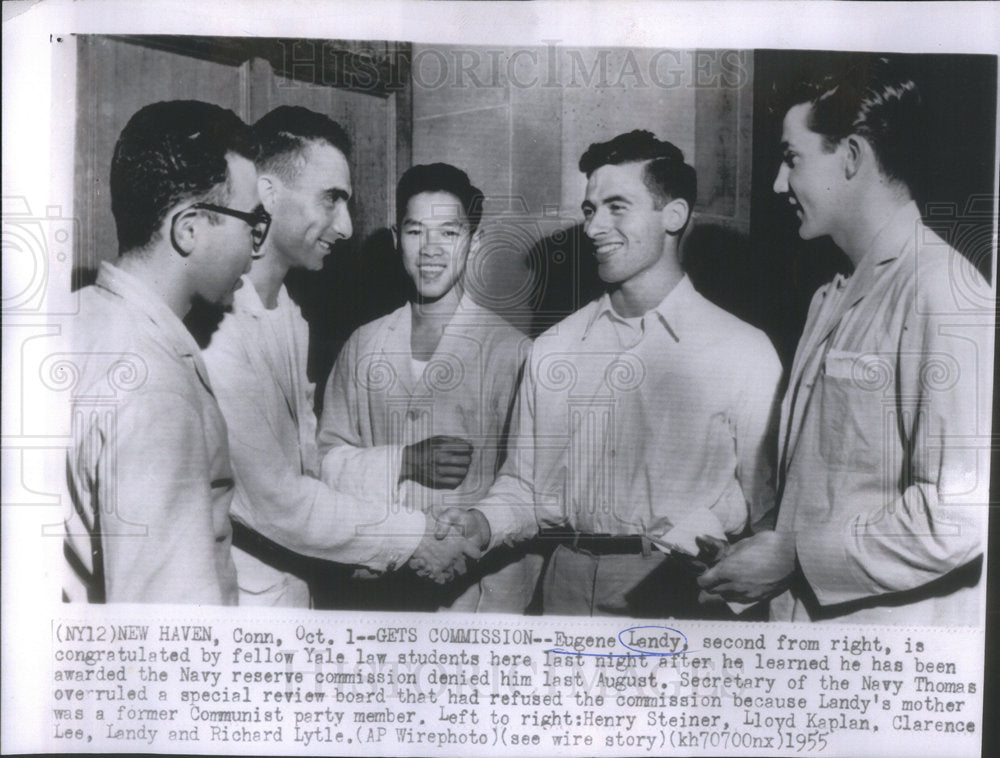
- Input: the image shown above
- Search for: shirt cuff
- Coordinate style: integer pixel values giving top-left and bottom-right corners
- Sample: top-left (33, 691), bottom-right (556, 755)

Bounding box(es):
top-left (480, 501), bottom-right (537, 552)
top-left (654, 507), bottom-right (726, 556)
top-left (357, 507), bottom-right (426, 572)
top-left (794, 517), bottom-right (871, 606)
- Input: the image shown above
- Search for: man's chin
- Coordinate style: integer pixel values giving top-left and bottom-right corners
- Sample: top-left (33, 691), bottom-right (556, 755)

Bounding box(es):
top-left (304, 257), bottom-right (326, 272)
top-left (596, 263), bottom-right (622, 285)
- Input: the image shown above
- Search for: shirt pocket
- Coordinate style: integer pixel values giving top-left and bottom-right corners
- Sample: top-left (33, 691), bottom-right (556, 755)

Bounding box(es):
top-left (817, 350), bottom-right (895, 471)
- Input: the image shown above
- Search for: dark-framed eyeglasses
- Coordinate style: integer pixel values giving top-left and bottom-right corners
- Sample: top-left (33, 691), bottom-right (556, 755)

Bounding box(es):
top-left (171, 202), bottom-right (271, 255)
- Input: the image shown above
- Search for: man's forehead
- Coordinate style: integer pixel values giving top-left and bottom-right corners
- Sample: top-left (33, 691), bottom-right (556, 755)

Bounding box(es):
top-left (404, 191), bottom-right (467, 223)
top-left (781, 102), bottom-right (815, 142)
top-left (294, 141), bottom-right (352, 190)
top-left (584, 160), bottom-right (650, 199)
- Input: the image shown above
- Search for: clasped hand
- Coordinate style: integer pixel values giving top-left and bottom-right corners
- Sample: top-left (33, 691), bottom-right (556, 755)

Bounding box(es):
top-left (401, 435), bottom-right (473, 489)
top-left (408, 508), bottom-right (491, 584)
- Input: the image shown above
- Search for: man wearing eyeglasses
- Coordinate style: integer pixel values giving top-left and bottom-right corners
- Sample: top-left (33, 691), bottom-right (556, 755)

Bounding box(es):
top-left (65, 100), bottom-right (262, 604)
top-left (201, 107), bottom-right (466, 606)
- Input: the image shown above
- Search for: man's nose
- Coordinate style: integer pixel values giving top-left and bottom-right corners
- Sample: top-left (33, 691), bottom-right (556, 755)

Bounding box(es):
top-left (421, 230), bottom-right (452, 253)
top-left (584, 207), bottom-right (610, 239)
top-left (773, 163), bottom-right (789, 195)
top-left (330, 203), bottom-right (353, 241)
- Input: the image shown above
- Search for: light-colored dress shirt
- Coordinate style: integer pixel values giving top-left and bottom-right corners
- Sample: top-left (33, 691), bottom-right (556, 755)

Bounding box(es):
top-left (65, 262), bottom-right (238, 604)
top-left (318, 296), bottom-right (539, 612)
top-left (771, 202), bottom-right (992, 624)
top-left (202, 279), bottom-right (425, 606)
top-left (479, 275), bottom-right (782, 550)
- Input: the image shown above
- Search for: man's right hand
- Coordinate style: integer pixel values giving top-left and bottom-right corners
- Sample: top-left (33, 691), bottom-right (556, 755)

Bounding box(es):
top-left (401, 435), bottom-right (473, 489)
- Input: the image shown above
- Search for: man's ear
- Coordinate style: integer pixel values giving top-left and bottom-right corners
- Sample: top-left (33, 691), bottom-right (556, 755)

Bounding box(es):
top-left (843, 135), bottom-right (867, 180)
top-left (468, 226), bottom-right (483, 255)
top-left (391, 225), bottom-right (399, 250)
top-left (660, 197), bottom-right (690, 234)
top-left (257, 174), bottom-right (278, 211)
top-left (169, 207), bottom-right (201, 257)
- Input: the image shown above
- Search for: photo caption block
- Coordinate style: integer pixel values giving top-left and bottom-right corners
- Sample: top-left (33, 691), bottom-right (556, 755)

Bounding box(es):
top-left (46, 608), bottom-right (983, 756)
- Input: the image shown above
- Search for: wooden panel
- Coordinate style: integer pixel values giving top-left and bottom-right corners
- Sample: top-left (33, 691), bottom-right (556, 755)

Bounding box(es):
top-left (107, 36), bottom-right (409, 98)
top-left (73, 36), bottom-right (245, 277)
top-left (510, 80), bottom-right (563, 215)
top-left (413, 104), bottom-right (512, 203)
top-left (693, 49), bottom-right (753, 227)
top-left (412, 44), bottom-right (510, 120)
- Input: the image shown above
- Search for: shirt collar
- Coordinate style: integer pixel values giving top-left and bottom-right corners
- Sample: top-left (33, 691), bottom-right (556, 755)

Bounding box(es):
top-left (94, 261), bottom-right (202, 360)
top-left (582, 275), bottom-right (694, 342)
top-left (391, 292), bottom-right (479, 333)
top-left (232, 275), bottom-right (292, 316)
top-left (847, 200), bottom-right (921, 294)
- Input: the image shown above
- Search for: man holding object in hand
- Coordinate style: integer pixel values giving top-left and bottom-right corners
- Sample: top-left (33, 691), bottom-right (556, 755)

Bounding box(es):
top-left (699, 57), bottom-right (991, 624)
top-left (432, 132), bottom-right (782, 617)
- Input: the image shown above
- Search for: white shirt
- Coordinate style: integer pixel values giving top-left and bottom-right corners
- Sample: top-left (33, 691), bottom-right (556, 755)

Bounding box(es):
top-left (479, 275), bottom-right (782, 549)
top-left (319, 296), bottom-right (529, 514)
top-left (202, 279), bottom-right (425, 602)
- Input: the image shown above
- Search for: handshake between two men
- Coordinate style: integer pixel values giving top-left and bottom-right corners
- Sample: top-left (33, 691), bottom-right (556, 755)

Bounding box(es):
top-left (394, 434), bottom-right (772, 592)
top-left (398, 435), bottom-right (491, 584)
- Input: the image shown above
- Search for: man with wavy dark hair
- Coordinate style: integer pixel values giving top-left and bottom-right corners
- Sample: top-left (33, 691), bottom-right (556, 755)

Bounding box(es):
top-left (699, 57), bottom-right (992, 624)
top-left (66, 100), bottom-right (265, 604)
top-left (438, 131), bottom-right (782, 617)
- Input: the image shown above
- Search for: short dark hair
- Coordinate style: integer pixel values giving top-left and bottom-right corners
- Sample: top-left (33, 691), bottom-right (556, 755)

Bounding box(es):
top-left (110, 100), bottom-right (258, 254)
top-left (254, 106), bottom-right (351, 182)
top-left (578, 130), bottom-right (697, 211)
top-left (395, 163), bottom-right (484, 232)
top-left (776, 56), bottom-right (923, 191)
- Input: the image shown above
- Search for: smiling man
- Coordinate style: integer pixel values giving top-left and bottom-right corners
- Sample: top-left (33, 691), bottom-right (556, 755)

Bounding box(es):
top-left (439, 131), bottom-right (783, 616)
top-left (201, 108), bottom-right (453, 607)
top-left (65, 100), bottom-right (262, 604)
top-left (699, 58), bottom-right (993, 624)
top-left (318, 163), bottom-right (540, 612)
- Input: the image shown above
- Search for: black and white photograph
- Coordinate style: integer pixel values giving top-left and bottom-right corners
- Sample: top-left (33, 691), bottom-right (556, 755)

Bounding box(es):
top-left (2, 2), bottom-right (997, 756)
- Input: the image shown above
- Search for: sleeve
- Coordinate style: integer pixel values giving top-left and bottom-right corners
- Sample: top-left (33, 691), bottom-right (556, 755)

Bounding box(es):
top-left (488, 332), bottom-right (531, 475)
top-left (476, 343), bottom-right (560, 550)
top-left (101, 391), bottom-right (233, 604)
top-left (796, 271), bottom-right (991, 604)
top-left (316, 330), bottom-right (405, 506)
top-left (206, 330), bottom-right (424, 572)
top-left (729, 333), bottom-right (783, 533)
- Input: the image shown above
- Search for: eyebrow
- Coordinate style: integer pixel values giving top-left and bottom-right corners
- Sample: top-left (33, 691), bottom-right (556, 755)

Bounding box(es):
top-left (403, 216), bottom-right (463, 225)
top-left (324, 188), bottom-right (351, 202)
top-left (581, 193), bottom-right (634, 211)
